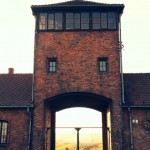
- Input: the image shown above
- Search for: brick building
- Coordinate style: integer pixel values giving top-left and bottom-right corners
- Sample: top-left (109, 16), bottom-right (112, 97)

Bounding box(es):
top-left (0, 0), bottom-right (150, 150)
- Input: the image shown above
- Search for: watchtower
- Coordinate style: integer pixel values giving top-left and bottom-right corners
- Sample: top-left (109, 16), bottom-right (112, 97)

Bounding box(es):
top-left (31, 0), bottom-right (124, 149)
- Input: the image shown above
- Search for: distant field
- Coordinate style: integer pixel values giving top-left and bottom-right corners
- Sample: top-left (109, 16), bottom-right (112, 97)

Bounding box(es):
top-left (56, 142), bottom-right (75, 150)
top-left (56, 142), bottom-right (103, 150)
top-left (56, 130), bottom-right (103, 150)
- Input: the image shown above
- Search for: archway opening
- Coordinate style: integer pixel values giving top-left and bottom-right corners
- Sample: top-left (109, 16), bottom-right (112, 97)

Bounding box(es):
top-left (56, 107), bottom-right (103, 150)
top-left (45, 92), bottom-right (112, 150)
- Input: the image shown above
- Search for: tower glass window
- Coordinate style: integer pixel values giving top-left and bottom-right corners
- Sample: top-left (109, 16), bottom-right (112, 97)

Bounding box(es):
top-left (74, 13), bottom-right (80, 29)
top-left (99, 58), bottom-right (107, 72)
top-left (66, 13), bottom-right (74, 29)
top-left (39, 13), bottom-right (47, 30)
top-left (101, 13), bottom-right (107, 29)
top-left (48, 14), bottom-right (54, 29)
top-left (48, 58), bottom-right (57, 73)
top-left (66, 12), bottom-right (89, 30)
top-left (55, 13), bottom-right (63, 30)
top-left (48, 13), bottom-right (63, 30)
top-left (92, 12), bottom-right (101, 29)
top-left (38, 12), bottom-right (117, 31)
top-left (81, 12), bottom-right (89, 29)
top-left (108, 12), bottom-right (117, 29)
top-left (0, 121), bottom-right (8, 144)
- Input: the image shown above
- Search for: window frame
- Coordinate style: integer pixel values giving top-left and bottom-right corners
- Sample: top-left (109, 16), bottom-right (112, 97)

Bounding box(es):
top-left (0, 120), bottom-right (8, 146)
top-left (92, 12), bottom-right (117, 30)
top-left (65, 12), bottom-right (90, 30)
top-left (47, 12), bottom-right (63, 30)
top-left (66, 12), bottom-right (75, 30)
top-left (38, 13), bottom-right (48, 30)
top-left (37, 11), bottom-right (118, 31)
top-left (108, 12), bottom-right (117, 29)
top-left (48, 58), bottom-right (57, 73)
top-left (80, 12), bottom-right (90, 30)
top-left (92, 12), bottom-right (101, 29)
top-left (98, 58), bottom-right (108, 72)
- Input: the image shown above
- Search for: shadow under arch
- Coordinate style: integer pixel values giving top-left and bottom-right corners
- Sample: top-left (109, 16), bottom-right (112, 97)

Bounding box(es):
top-left (44, 92), bottom-right (112, 150)
top-left (45, 92), bottom-right (112, 112)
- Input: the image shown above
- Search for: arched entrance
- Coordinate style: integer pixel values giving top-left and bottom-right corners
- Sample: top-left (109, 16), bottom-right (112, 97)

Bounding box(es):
top-left (44, 92), bottom-right (112, 150)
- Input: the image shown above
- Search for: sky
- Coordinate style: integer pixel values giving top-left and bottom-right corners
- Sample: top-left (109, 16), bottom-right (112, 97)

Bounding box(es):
top-left (0, 0), bottom-right (150, 73)
top-left (56, 107), bottom-right (102, 127)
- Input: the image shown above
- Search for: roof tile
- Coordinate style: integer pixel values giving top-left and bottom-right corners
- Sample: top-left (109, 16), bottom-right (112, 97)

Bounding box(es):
top-left (0, 73), bottom-right (150, 107)
top-left (124, 73), bottom-right (150, 106)
top-left (0, 74), bottom-right (33, 107)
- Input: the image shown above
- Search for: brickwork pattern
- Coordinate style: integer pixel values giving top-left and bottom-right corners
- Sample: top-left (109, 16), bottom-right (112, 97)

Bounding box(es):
top-left (33, 31), bottom-right (123, 149)
top-left (123, 109), bottom-right (150, 150)
top-left (0, 109), bottom-right (29, 150)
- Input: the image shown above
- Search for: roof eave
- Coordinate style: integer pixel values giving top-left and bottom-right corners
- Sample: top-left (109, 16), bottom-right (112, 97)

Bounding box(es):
top-left (0, 105), bottom-right (34, 109)
top-left (31, 4), bottom-right (124, 16)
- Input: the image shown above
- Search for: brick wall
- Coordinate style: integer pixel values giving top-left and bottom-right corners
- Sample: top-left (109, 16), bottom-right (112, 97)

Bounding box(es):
top-left (0, 109), bottom-right (29, 150)
top-left (123, 108), bottom-right (150, 150)
top-left (34, 31), bottom-right (120, 98)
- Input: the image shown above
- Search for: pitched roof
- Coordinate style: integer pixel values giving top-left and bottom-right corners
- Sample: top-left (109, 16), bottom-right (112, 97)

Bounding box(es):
top-left (0, 73), bottom-right (149, 107)
top-left (31, 0), bottom-right (124, 15)
top-left (0, 74), bottom-right (33, 107)
top-left (32, 0), bottom-right (122, 7)
top-left (124, 73), bottom-right (150, 106)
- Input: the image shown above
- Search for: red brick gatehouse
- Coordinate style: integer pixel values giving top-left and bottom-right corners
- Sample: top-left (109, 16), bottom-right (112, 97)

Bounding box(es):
top-left (0, 0), bottom-right (150, 150)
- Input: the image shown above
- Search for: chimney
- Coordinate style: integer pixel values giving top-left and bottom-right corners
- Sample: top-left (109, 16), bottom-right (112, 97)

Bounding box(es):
top-left (8, 68), bottom-right (14, 74)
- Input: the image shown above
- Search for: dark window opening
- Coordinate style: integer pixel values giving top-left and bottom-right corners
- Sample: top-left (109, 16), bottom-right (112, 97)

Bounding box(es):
top-left (99, 58), bottom-right (107, 72)
top-left (48, 58), bottom-right (57, 73)
top-left (0, 121), bottom-right (8, 145)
